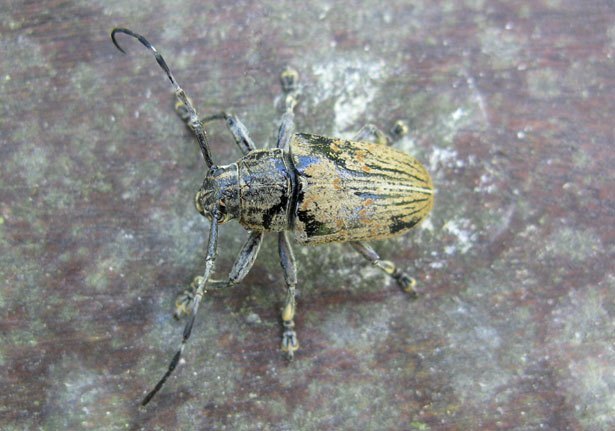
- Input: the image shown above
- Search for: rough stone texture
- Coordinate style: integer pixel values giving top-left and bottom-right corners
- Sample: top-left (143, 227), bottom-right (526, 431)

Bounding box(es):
top-left (1, 1), bottom-right (613, 430)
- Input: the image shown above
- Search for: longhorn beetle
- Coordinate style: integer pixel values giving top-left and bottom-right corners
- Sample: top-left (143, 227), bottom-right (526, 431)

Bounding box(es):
top-left (111, 28), bottom-right (434, 406)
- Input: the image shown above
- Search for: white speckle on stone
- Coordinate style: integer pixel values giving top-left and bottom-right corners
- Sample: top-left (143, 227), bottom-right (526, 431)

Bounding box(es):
top-left (420, 218), bottom-right (434, 232)
top-left (312, 58), bottom-right (386, 136)
top-left (451, 107), bottom-right (465, 122)
top-left (430, 261), bottom-right (445, 269)
top-left (443, 218), bottom-right (476, 254)
top-left (429, 147), bottom-right (459, 172)
top-left (475, 173), bottom-right (497, 194)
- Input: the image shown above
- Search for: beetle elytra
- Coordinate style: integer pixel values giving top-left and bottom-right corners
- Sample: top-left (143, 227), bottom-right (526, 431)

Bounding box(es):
top-left (111, 28), bottom-right (434, 406)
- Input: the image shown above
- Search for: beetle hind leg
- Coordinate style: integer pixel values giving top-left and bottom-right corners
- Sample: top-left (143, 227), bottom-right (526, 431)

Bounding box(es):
top-left (278, 232), bottom-right (299, 359)
top-left (350, 241), bottom-right (418, 298)
top-left (353, 120), bottom-right (409, 145)
top-left (353, 124), bottom-right (389, 145)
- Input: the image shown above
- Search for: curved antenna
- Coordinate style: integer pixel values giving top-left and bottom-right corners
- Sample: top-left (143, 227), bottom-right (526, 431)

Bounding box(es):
top-left (111, 28), bottom-right (214, 167)
top-left (141, 207), bottom-right (221, 406)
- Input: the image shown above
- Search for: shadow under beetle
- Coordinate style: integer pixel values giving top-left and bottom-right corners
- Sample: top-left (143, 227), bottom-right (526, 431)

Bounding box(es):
top-left (111, 28), bottom-right (434, 406)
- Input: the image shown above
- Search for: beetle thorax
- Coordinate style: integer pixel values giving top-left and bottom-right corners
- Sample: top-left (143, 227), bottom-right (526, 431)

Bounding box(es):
top-left (195, 163), bottom-right (240, 224)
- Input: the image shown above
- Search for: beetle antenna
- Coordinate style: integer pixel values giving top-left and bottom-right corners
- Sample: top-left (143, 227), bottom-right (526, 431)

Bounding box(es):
top-left (111, 27), bottom-right (214, 167)
top-left (141, 207), bottom-right (220, 406)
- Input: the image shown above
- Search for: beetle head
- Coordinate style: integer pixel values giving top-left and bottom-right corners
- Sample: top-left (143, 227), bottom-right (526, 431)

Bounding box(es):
top-left (195, 164), bottom-right (240, 224)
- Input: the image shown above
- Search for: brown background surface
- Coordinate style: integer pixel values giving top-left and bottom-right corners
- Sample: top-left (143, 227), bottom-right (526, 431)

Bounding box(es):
top-left (1, 1), bottom-right (613, 430)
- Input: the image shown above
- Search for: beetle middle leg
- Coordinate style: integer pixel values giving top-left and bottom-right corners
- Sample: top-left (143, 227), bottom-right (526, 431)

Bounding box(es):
top-left (353, 120), bottom-right (409, 145)
top-left (353, 124), bottom-right (389, 145)
top-left (276, 66), bottom-right (300, 150)
top-left (278, 231), bottom-right (299, 359)
top-left (350, 242), bottom-right (418, 298)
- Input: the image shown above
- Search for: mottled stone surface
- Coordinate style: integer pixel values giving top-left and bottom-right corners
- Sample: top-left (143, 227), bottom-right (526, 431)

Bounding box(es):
top-left (1, 1), bottom-right (613, 430)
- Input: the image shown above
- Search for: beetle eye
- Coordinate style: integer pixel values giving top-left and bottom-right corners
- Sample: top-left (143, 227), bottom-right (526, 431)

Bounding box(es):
top-left (217, 199), bottom-right (229, 223)
top-left (194, 190), bottom-right (209, 217)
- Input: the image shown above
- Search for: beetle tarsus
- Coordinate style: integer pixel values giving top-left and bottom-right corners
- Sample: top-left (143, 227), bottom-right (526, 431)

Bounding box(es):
top-left (173, 289), bottom-right (194, 320)
top-left (173, 276), bottom-right (233, 319)
top-left (350, 241), bottom-right (419, 297)
top-left (280, 67), bottom-right (300, 115)
top-left (280, 66), bottom-right (299, 92)
top-left (281, 321), bottom-right (299, 360)
top-left (390, 120), bottom-right (409, 140)
top-left (394, 271), bottom-right (418, 298)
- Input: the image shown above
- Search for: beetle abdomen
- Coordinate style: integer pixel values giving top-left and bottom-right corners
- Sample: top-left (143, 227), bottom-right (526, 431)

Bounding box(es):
top-left (290, 133), bottom-right (433, 245)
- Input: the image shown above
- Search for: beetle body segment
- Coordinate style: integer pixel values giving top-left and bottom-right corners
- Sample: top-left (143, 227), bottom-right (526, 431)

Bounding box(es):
top-left (237, 148), bottom-right (295, 232)
top-left (200, 133), bottom-right (433, 244)
top-left (290, 133), bottom-right (433, 244)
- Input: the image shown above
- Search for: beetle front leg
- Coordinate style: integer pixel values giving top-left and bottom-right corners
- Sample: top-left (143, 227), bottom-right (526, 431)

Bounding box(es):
top-left (174, 231), bottom-right (264, 320)
top-left (278, 232), bottom-right (299, 359)
top-left (350, 241), bottom-right (418, 298)
top-left (176, 103), bottom-right (257, 154)
top-left (174, 275), bottom-right (202, 320)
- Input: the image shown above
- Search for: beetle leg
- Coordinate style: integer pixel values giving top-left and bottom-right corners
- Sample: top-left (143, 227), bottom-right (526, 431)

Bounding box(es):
top-left (225, 231), bottom-right (264, 287)
top-left (202, 112), bottom-right (257, 154)
top-left (173, 275), bottom-right (200, 320)
top-left (280, 66), bottom-right (299, 93)
top-left (353, 124), bottom-right (390, 145)
top-left (353, 120), bottom-right (409, 145)
top-left (350, 241), bottom-right (418, 298)
top-left (390, 120), bottom-right (409, 140)
top-left (278, 232), bottom-right (299, 359)
top-left (175, 104), bottom-right (256, 154)
top-left (173, 231), bottom-right (263, 319)
top-left (277, 67), bottom-right (300, 150)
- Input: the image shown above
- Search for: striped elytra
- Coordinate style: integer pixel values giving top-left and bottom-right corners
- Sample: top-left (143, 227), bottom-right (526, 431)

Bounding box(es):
top-left (289, 133), bottom-right (434, 244)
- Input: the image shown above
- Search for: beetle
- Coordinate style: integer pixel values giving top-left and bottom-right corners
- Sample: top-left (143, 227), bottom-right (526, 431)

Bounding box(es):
top-left (111, 28), bottom-right (434, 405)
